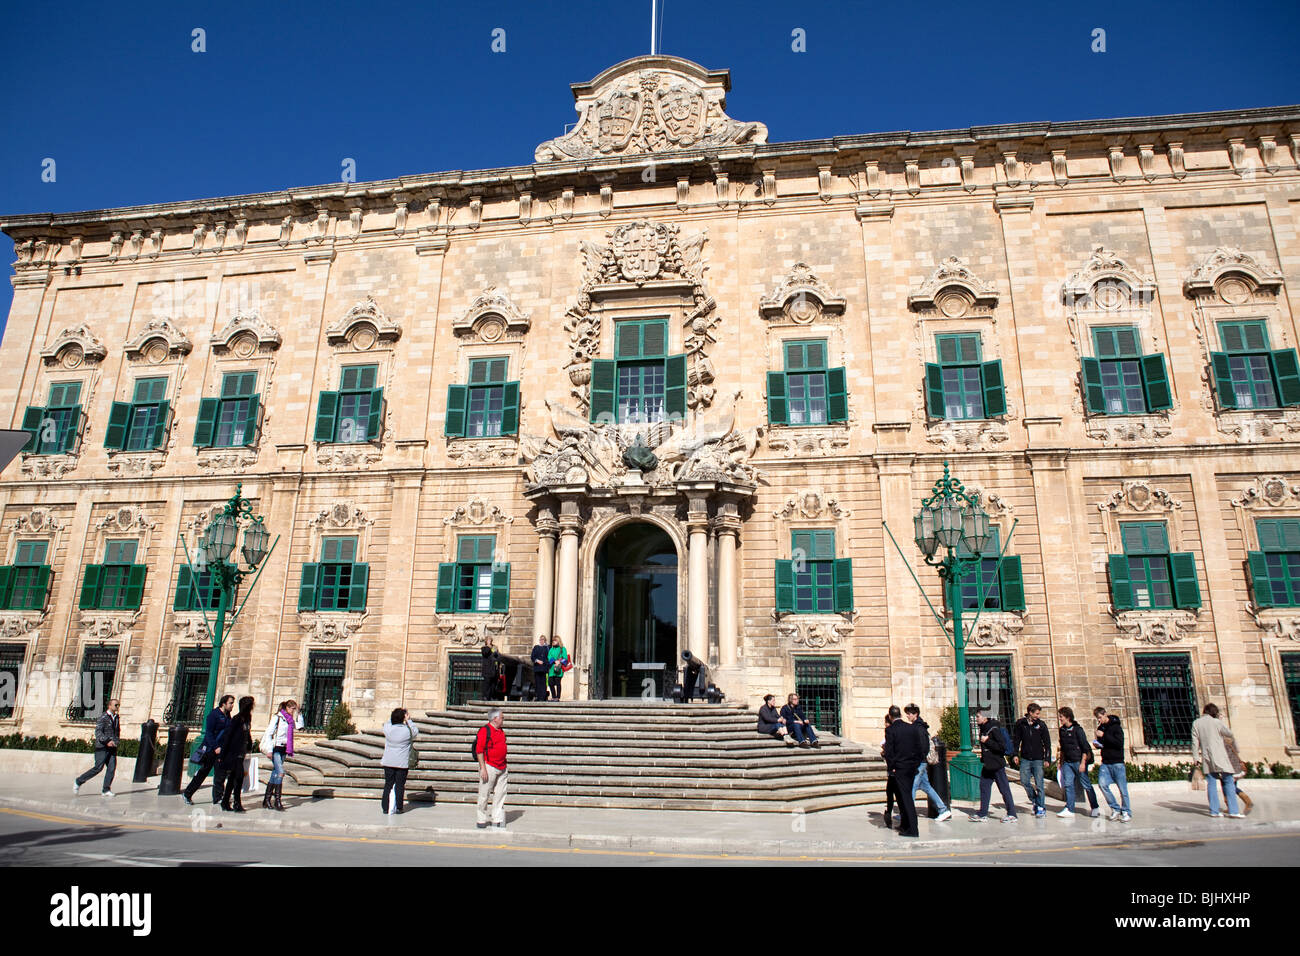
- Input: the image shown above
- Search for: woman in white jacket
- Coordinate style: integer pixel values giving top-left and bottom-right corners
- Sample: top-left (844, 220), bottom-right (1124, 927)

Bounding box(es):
top-left (381, 708), bottom-right (419, 815)
top-left (262, 700), bottom-right (304, 811)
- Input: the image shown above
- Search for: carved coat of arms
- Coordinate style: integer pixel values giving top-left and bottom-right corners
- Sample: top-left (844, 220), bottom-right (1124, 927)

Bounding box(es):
top-left (654, 83), bottom-right (706, 144)
top-left (595, 89), bottom-right (640, 152)
top-left (613, 222), bottom-right (667, 281)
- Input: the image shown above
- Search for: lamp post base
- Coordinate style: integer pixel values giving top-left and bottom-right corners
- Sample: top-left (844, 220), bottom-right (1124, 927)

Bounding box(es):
top-left (949, 749), bottom-right (982, 802)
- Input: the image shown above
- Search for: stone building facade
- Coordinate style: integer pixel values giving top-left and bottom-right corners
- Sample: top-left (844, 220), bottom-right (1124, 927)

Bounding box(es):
top-left (1, 56), bottom-right (1299, 762)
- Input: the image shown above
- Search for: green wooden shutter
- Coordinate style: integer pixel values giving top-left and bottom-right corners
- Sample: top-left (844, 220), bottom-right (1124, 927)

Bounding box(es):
top-left (1210, 352), bottom-right (1237, 409)
top-left (827, 367), bottom-right (848, 423)
top-left (1247, 551), bottom-right (1274, 609)
top-left (298, 563), bottom-right (319, 611)
top-left (79, 565), bottom-right (102, 610)
top-left (122, 564), bottom-right (147, 610)
top-left (775, 560), bottom-right (795, 613)
top-left (980, 360), bottom-right (1006, 417)
top-left (20, 406), bottom-right (43, 452)
top-left (104, 402), bottom-right (131, 450)
top-left (1108, 554), bottom-right (1134, 611)
top-left (925, 363), bottom-right (945, 418)
top-left (1140, 354), bottom-right (1173, 411)
top-left (1170, 552), bottom-right (1201, 609)
top-left (174, 566), bottom-right (193, 611)
top-left (366, 388), bottom-right (385, 441)
top-left (1081, 358), bottom-right (1107, 413)
top-left (500, 382), bottom-right (520, 435)
top-left (31, 566), bottom-right (52, 610)
top-left (194, 397), bottom-right (220, 447)
top-left (444, 385), bottom-right (468, 437)
top-left (1273, 349), bottom-right (1300, 406)
top-left (998, 555), bottom-right (1026, 610)
top-left (241, 396), bottom-right (260, 446)
top-left (347, 563), bottom-right (369, 611)
top-left (665, 354), bottom-right (688, 421)
top-left (59, 408), bottom-right (81, 452)
top-left (589, 359), bottom-right (616, 424)
top-left (0, 566), bottom-right (12, 609)
top-left (490, 563), bottom-right (511, 613)
top-left (151, 400), bottom-right (170, 449)
top-left (766, 371), bottom-right (788, 425)
top-left (436, 562), bottom-right (457, 613)
top-left (833, 558), bottom-right (854, 612)
top-left (314, 391), bottom-right (339, 442)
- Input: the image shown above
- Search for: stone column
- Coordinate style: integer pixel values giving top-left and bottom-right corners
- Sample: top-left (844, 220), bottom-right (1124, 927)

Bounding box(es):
top-left (686, 493), bottom-right (711, 662)
top-left (553, 497), bottom-right (583, 655)
top-left (715, 501), bottom-right (741, 669)
top-left (532, 506), bottom-right (558, 643)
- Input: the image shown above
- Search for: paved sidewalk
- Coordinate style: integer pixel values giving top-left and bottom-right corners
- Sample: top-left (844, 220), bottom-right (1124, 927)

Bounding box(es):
top-left (2, 772), bottom-right (1296, 858)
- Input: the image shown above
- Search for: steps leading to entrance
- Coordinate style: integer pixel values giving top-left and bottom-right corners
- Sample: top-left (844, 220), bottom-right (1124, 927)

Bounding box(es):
top-left (282, 700), bottom-right (887, 812)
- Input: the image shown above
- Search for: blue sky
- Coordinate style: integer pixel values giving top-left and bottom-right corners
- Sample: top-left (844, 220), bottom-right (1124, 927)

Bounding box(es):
top-left (2, 0), bottom-right (1298, 338)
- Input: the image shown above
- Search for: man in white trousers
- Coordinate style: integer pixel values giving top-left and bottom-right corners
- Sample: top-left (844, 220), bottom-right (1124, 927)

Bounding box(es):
top-left (475, 708), bottom-right (508, 829)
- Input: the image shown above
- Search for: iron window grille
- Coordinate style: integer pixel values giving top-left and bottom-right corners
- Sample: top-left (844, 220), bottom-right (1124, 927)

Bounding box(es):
top-left (162, 648), bottom-right (213, 726)
top-left (1248, 518), bottom-right (1300, 608)
top-left (966, 655), bottom-right (1016, 731)
top-left (1134, 653), bottom-right (1198, 749)
top-left (446, 652), bottom-right (483, 707)
top-left (0, 643), bottom-right (25, 719)
top-left (20, 381), bottom-right (82, 455)
top-left (793, 656), bottom-right (842, 736)
top-left (1283, 653), bottom-right (1300, 746)
top-left (65, 645), bottom-right (118, 723)
top-left (0, 539), bottom-right (52, 611)
top-left (105, 376), bottom-right (170, 452)
top-left (301, 649), bottom-right (347, 732)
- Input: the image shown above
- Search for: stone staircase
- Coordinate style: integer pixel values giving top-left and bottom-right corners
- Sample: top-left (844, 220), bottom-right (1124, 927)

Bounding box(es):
top-left (282, 700), bottom-right (887, 812)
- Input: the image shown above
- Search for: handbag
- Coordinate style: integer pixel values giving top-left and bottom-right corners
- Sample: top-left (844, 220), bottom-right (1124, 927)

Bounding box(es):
top-left (925, 736), bottom-right (939, 766)
top-left (561, 656), bottom-right (573, 673)
top-left (407, 726), bottom-right (420, 770)
top-left (189, 742), bottom-right (209, 765)
top-left (259, 714), bottom-right (280, 758)
top-left (1189, 765), bottom-right (1207, 791)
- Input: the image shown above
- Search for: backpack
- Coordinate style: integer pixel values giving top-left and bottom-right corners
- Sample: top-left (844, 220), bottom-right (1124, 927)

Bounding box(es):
top-left (470, 724), bottom-right (492, 761)
top-left (926, 735), bottom-right (939, 766)
top-left (995, 725), bottom-right (1014, 757)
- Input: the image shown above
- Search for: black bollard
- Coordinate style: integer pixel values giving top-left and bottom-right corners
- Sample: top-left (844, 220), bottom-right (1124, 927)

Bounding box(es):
top-left (157, 723), bottom-right (189, 795)
top-left (132, 719), bottom-right (159, 783)
top-left (929, 739), bottom-right (951, 812)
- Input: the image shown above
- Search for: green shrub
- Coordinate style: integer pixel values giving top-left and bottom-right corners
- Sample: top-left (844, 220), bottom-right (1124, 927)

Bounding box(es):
top-left (0, 732), bottom-right (140, 758)
top-left (323, 702), bottom-right (356, 740)
top-left (938, 705), bottom-right (961, 752)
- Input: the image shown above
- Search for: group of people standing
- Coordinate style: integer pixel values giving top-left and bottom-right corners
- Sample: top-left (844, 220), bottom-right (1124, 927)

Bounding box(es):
top-left (528, 636), bottom-right (570, 701)
top-left (756, 693), bottom-right (821, 747)
top-left (178, 694), bottom-right (304, 812)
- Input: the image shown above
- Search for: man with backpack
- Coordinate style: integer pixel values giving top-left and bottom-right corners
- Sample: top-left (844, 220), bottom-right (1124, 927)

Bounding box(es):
top-left (970, 707), bottom-right (1018, 823)
top-left (1011, 702), bottom-right (1053, 818)
top-left (1093, 706), bottom-right (1131, 822)
top-left (1057, 706), bottom-right (1101, 818)
top-left (474, 708), bottom-right (508, 829)
top-left (905, 704), bottom-right (952, 822)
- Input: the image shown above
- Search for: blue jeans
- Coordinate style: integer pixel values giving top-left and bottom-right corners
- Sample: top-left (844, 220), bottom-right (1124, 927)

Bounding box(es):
top-left (1018, 758), bottom-right (1045, 812)
top-left (270, 748), bottom-right (286, 785)
top-left (1061, 762), bottom-right (1098, 812)
top-left (789, 722), bottom-right (818, 744)
top-left (1098, 763), bottom-right (1131, 814)
top-left (912, 764), bottom-right (947, 814)
top-left (1207, 772), bottom-right (1240, 815)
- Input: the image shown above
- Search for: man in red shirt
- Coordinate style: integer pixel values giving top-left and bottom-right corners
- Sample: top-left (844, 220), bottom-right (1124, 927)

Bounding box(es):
top-left (475, 708), bottom-right (508, 829)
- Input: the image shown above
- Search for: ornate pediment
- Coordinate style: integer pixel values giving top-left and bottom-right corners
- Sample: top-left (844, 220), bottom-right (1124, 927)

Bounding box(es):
top-left (759, 263), bottom-right (847, 323)
top-left (1062, 247), bottom-right (1156, 308)
top-left (908, 257), bottom-right (999, 316)
top-left (535, 56), bottom-right (767, 163)
top-left (95, 505), bottom-right (157, 534)
top-left (13, 508), bottom-right (63, 534)
top-left (210, 310), bottom-right (282, 355)
top-left (1099, 480), bottom-right (1182, 516)
top-left (325, 296), bottom-right (402, 349)
top-left (1231, 476), bottom-right (1300, 511)
top-left (773, 612), bottom-right (857, 646)
top-left (452, 286), bottom-right (531, 341)
top-left (124, 317), bottom-right (193, 362)
top-left (39, 324), bottom-right (107, 369)
top-left (1183, 247), bottom-right (1283, 301)
top-left (298, 611), bottom-right (366, 644)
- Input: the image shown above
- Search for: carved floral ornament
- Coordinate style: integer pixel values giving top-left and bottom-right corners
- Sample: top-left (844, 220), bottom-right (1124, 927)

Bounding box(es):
top-left (1113, 609), bottom-right (1198, 645)
top-left (772, 489), bottom-right (852, 521)
top-left (96, 505), bottom-right (157, 534)
top-left (0, 613), bottom-right (43, 643)
top-left (758, 263), bottom-right (847, 324)
top-left (210, 310), bottom-right (282, 357)
top-left (298, 611), bottom-right (366, 644)
top-left (1252, 612), bottom-right (1300, 643)
top-left (534, 56), bottom-right (768, 163)
top-left (123, 317), bottom-right (193, 363)
top-left (445, 497), bottom-right (515, 529)
top-left (1062, 247), bottom-right (1157, 310)
top-left (773, 613), bottom-right (857, 648)
top-left (325, 296), bottom-right (402, 350)
top-left (1099, 480), bottom-right (1182, 515)
top-left (79, 611), bottom-right (139, 644)
top-left (307, 502), bottom-right (375, 532)
top-left (1183, 247), bottom-right (1283, 303)
top-left (908, 257), bottom-right (1000, 318)
top-left (39, 324), bottom-right (107, 369)
top-left (434, 615), bottom-right (510, 647)
top-left (453, 286), bottom-right (530, 342)
top-left (968, 612), bottom-right (1025, 648)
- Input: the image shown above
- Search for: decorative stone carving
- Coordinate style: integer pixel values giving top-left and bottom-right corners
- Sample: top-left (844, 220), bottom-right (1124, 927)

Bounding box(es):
top-left (124, 318), bottom-right (193, 362)
top-left (170, 613), bottom-right (211, 644)
top-left (1251, 610), bottom-right (1300, 642)
top-left (314, 445), bottom-right (384, 471)
top-left (1062, 247), bottom-right (1157, 307)
top-left (773, 489), bottom-right (852, 520)
top-left (13, 508), bottom-right (63, 533)
top-left (210, 310), bottom-right (283, 355)
top-left (968, 612), bottom-right (1025, 647)
top-left (962, 487), bottom-right (1013, 519)
top-left (435, 615), bottom-right (511, 647)
top-left (1183, 247), bottom-right (1284, 301)
top-left (0, 612), bottom-right (44, 643)
top-left (325, 296), bottom-right (402, 349)
top-left (452, 286), bottom-right (531, 341)
top-left (763, 425), bottom-right (850, 458)
top-left (759, 262), bottom-right (847, 324)
top-left (308, 502), bottom-right (375, 533)
top-left (1231, 476), bottom-right (1300, 511)
top-left (925, 419), bottom-right (1010, 451)
top-left (446, 439), bottom-right (519, 467)
top-left (773, 613), bottom-right (856, 647)
top-left (1084, 416), bottom-right (1173, 446)
top-left (297, 611), bottom-right (366, 645)
top-left (78, 611), bottom-right (139, 643)
top-left (1099, 480), bottom-right (1182, 515)
top-left (95, 505), bottom-right (157, 534)
top-left (908, 257), bottom-right (999, 316)
top-left (534, 55), bottom-right (767, 162)
top-left (444, 498), bottom-right (515, 529)
top-left (39, 324), bottom-right (108, 368)
top-left (1113, 609), bottom-right (1198, 645)
top-left (105, 453), bottom-right (167, 478)
top-left (19, 456), bottom-right (79, 480)
top-left (195, 451), bottom-right (260, 474)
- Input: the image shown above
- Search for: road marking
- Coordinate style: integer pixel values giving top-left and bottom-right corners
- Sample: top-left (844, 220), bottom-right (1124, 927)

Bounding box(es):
top-left (0, 806), bottom-right (1294, 865)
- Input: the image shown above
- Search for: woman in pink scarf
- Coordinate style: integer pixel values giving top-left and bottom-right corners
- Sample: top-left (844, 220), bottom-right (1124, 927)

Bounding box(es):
top-left (262, 699), bottom-right (303, 811)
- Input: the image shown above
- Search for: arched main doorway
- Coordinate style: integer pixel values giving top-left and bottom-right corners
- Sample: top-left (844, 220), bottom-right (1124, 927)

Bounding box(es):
top-left (593, 522), bottom-right (679, 699)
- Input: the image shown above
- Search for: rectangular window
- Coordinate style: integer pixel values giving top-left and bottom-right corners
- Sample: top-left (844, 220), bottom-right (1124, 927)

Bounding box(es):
top-left (317, 536), bottom-right (357, 611)
top-left (1249, 518), bottom-right (1300, 608)
top-left (4, 540), bottom-right (52, 611)
top-left (1283, 653), bottom-right (1300, 746)
top-left (967, 655), bottom-right (1015, 730)
top-left (926, 334), bottom-right (1006, 421)
top-left (455, 535), bottom-right (496, 612)
top-left (22, 381), bottom-right (83, 455)
top-left (958, 527), bottom-right (1002, 611)
top-left (196, 371), bottom-right (259, 448)
top-left (112, 376), bottom-right (171, 452)
top-left (785, 340), bottom-right (829, 426)
top-left (446, 652), bottom-right (484, 707)
top-left (66, 646), bottom-right (118, 723)
top-left (1217, 320), bottom-right (1277, 409)
top-left (165, 648), bottom-right (213, 726)
top-left (615, 319), bottom-right (669, 424)
top-left (1135, 653), bottom-right (1198, 748)
top-left (301, 649), bottom-right (346, 732)
top-left (173, 566), bottom-right (231, 612)
top-left (465, 358), bottom-right (508, 437)
top-left (792, 529), bottom-right (836, 613)
top-left (793, 657), bottom-right (841, 736)
top-left (1121, 522), bottom-right (1172, 610)
top-left (1091, 326), bottom-right (1147, 414)
top-left (83, 539), bottom-right (144, 611)
top-left (0, 643), bottom-right (25, 718)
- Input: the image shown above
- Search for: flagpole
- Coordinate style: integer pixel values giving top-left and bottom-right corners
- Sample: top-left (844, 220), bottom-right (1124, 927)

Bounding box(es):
top-left (651, 0), bottom-right (656, 55)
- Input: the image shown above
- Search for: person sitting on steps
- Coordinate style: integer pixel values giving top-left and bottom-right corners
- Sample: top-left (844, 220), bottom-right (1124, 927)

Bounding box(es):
top-left (781, 693), bottom-right (820, 748)
top-left (757, 694), bottom-right (794, 744)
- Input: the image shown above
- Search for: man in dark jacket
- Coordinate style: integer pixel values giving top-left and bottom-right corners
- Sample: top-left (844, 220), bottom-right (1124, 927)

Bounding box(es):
top-left (884, 704), bottom-right (928, 837)
top-left (1056, 706), bottom-right (1100, 818)
top-left (530, 636), bottom-right (550, 702)
top-left (757, 694), bottom-right (793, 744)
top-left (1011, 703), bottom-right (1053, 818)
top-left (905, 705), bottom-right (952, 821)
top-left (780, 693), bottom-right (819, 747)
top-left (480, 645), bottom-right (500, 701)
top-left (74, 698), bottom-right (121, 797)
top-left (971, 707), bottom-right (1018, 823)
top-left (1093, 707), bottom-right (1131, 822)
top-left (182, 694), bottom-right (234, 805)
